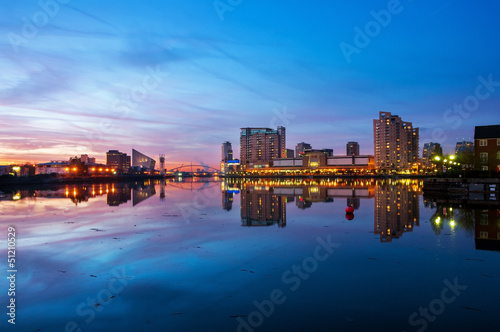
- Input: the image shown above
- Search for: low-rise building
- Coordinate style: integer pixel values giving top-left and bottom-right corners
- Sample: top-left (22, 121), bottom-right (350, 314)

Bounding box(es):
top-left (36, 161), bottom-right (71, 175)
top-left (474, 125), bottom-right (500, 172)
top-left (271, 152), bottom-right (374, 173)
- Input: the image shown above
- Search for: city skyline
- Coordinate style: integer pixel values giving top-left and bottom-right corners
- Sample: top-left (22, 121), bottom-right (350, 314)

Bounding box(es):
top-left (2, 1), bottom-right (500, 168)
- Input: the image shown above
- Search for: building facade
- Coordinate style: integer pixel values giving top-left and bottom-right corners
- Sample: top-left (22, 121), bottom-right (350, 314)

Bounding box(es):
top-left (240, 127), bottom-right (286, 169)
top-left (373, 112), bottom-right (419, 171)
top-left (272, 153), bottom-right (375, 171)
top-left (474, 125), bottom-right (500, 172)
top-left (455, 140), bottom-right (474, 155)
top-left (221, 141), bottom-right (233, 162)
top-left (80, 154), bottom-right (96, 164)
top-left (422, 142), bottom-right (442, 168)
top-left (295, 142), bottom-right (312, 157)
top-left (132, 149), bottom-right (156, 171)
top-left (346, 141), bottom-right (360, 156)
top-left (106, 150), bottom-right (130, 172)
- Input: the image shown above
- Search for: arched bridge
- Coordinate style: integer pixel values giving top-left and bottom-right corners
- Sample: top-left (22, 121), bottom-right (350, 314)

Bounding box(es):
top-left (167, 164), bottom-right (223, 176)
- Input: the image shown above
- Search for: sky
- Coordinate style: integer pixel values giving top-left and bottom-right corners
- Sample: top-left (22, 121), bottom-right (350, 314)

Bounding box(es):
top-left (1, 0), bottom-right (500, 168)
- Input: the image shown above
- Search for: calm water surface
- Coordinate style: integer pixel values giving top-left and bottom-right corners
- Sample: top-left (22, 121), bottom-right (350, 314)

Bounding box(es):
top-left (1, 178), bottom-right (499, 332)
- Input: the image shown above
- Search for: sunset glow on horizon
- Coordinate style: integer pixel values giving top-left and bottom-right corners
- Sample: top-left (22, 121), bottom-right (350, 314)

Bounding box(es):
top-left (2, 0), bottom-right (500, 167)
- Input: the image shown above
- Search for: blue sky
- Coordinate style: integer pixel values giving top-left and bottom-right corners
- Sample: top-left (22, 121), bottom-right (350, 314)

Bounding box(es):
top-left (1, 0), bottom-right (500, 167)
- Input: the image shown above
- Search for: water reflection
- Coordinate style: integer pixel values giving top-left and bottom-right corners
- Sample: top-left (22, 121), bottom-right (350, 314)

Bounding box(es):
top-left (374, 183), bottom-right (421, 242)
top-left (240, 185), bottom-right (287, 227)
top-left (234, 179), bottom-right (379, 227)
top-left (3, 178), bottom-right (500, 253)
top-left (0, 180), bottom-right (160, 206)
top-left (425, 200), bottom-right (500, 251)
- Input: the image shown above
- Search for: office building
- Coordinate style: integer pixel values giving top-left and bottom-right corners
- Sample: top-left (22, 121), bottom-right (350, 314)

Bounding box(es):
top-left (295, 142), bottom-right (312, 157)
top-left (474, 125), bottom-right (500, 171)
top-left (346, 142), bottom-right (360, 156)
top-left (373, 112), bottom-right (419, 170)
top-left (132, 149), bottom-right (156, 171)
top-left (106, 150), bottom-right (130, 172)
top-left (80, 154), bottom-right (96, 164)
top-left (240, 127), bottom-right (286, 169)
top-left (455, 140), bottom-right (474, 155)
top-left (422, 142), bottom-right (442, 168)
top-left (221, 141), bottom-right (233, 162)
top-left (286, 149), bottom-right (294, 158)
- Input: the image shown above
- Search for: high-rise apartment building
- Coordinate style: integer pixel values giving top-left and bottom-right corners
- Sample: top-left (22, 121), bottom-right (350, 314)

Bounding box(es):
top-left (240, 127), bottom-right (286, 169)
top-left (277, 126), bottom-right (286, 158)
top-left (373, 112), bottom-right (419, 170)
top-left (346, 142), bottom-right (360, 156)
top-left (221, 141), bottom-right (233, 162)
top-left (295, 142), bottom-right (312, 157)
top-left (422, 142), bottom-right (442, 168)
top-left (106, 150), bottom-right (130, 172)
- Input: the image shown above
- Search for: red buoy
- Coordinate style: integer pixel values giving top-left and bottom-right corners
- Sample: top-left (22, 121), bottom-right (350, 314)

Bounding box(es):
top-left (345, 213), bottom-right (354, 220)
top-left (345, 206), bottom-right (355, 214)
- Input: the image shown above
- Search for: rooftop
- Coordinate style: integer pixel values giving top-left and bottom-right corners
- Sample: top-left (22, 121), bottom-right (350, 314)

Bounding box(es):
top-left (474, 125), bottom-right (500, 139)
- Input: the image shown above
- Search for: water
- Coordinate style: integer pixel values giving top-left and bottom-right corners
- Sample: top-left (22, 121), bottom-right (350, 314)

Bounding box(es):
top-left (1, 178), bottom-right (499, 332)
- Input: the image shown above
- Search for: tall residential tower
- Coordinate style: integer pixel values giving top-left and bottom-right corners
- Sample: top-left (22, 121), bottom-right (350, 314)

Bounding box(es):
top-left (373, 112), bottom-right (419, 170)
top-left (240, 127), bottom-right (286, 169)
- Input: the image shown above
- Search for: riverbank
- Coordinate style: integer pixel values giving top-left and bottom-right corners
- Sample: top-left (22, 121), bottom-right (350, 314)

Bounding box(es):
top-left (423, 178), bottom-right (500, 204)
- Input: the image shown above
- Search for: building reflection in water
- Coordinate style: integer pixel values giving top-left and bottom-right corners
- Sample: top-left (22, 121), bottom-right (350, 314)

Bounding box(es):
top-left (221, 182), bottom-right (239, 211)
top-left (474, 208), bottom-right (500, 251)
top-left (107, 183), bottom-right (132, 206)
top-left (236, 179), bottom-right (376, 228)
top-left (426, 201), bottom-right (500, 252)
top-left (0, 181), bottom-right (157, 207)
top-left (240, 185), bottom-right (287, 227)
top-left (132, 180), bottom-right (156, 206)
top-left (374, 180), bottom-right (421, 242)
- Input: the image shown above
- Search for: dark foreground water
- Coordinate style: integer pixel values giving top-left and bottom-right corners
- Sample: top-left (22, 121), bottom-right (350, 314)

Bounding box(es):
top-left (1, 178), bottom-right (499, 332)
